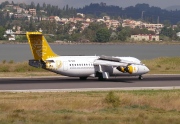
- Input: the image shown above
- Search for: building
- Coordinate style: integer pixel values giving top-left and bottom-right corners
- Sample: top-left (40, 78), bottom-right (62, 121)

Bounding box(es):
top-left (103, 16), bottom-right (110, 20)
top-left (122, 19), bottom-right (137, 28)
top-left (16, 7), bottom-right (23, 13)
top-left (4, 29), bottom-right (16, 41)
top-left (110, 20), bottom-right (120, 28)
top-left (29, 9), bottom-right (36, 16)
top-left (59, 18), bottom-right (69, 24)
top-left (8, 35), bottom-right (15, 41)
top-left (131, 34), bottom-right (159, 41)
top-left (97, 19), bottom-right (105, 22)
top-left (14, 13), bottom-right (23, 18)
top-left (6, 4), bottom-right (13, 8)
top-left (142, 23), bottom-right (164, 32)
top-left (77, 13), bottom-right (85, 18)
top-left (176, 32), bottom-right (180, 37)
top-left (49, 16), bottom-right (60, 22)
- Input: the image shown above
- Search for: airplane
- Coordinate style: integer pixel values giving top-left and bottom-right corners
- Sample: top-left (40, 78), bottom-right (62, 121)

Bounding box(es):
top-left (26, 32), bottom-right (149, 80)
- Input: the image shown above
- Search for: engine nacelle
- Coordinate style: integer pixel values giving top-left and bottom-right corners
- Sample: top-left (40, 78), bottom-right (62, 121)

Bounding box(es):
top-left (116, 66), bottom-right (125, 73)
top-left (117, 65), bottom-right (137, 74)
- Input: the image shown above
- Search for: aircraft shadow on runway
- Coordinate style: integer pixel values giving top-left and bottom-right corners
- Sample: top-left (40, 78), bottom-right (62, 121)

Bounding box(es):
top-left (0, 76), bottom-right (179, 84)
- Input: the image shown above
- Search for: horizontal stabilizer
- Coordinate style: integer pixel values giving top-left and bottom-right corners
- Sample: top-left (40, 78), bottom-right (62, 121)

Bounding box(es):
top-left (29, 60), bottom-right (45, 68)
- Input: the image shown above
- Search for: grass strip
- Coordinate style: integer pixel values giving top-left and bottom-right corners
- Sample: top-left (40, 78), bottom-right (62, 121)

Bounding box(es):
top-left (0, 90), bottom-right (179, 124)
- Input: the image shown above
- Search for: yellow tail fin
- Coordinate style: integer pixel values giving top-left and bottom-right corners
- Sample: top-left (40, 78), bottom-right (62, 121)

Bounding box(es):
top-left (26, 32), bottom-right (58, 60)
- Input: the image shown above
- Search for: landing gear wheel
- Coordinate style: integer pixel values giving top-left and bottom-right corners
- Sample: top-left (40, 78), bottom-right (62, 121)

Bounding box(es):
top-left (98, 75), bottom-right (106, 81)
top-left (79, 77), bottom-right (88, 80)
top-left (138, 75), bottom-right (143, 80)
top-left (98, 75), bottom-right (104, 81)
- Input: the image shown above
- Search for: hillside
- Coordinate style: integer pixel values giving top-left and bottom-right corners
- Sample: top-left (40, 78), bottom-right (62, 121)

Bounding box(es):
top-left (77, 3), bottom-right (180, 24)
top-left (165, 5), bottom-right (180, 11)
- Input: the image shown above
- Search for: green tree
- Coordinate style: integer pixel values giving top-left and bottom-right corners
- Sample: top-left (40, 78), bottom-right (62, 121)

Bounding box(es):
top-left (177, 21), bottom-right (180, 28)
top-left (43, 2), bottom-right (46, 9)
top-left (74, 22), bottom-right (82, 33)
top-left (95, 28), bottom-right (110, 42)
top-left (82, 28), bottom-right (95, 41)
top-left (163, 20), bottom-right (171, 27)
top-left (0, 26), bottom-right (5, 40)
top-left (131, 27), bottom-right (155, 35)
top-left (118, 29), bottom-right (129, 41)
top-left (70, 33), bottom-right (82, 41)
top-left (30, 2), bottom-right (35, 9)
top-left (82, 22), bottom-right (106, 42)
top-left (116, 26), bottom-right (123, 32)
top-left (161, 27), bottom-right (174, 38)
top-left (28, 18), bottom-right (36, 31)
top-left (11, 1), bottom-right (14, 5)
top-left (110, 32), bottom-right (118, 41)
top-left (36, 3), bottom-right (41, 11)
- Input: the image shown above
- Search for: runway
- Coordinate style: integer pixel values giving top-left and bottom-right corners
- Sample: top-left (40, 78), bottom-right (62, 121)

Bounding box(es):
top-left (0, 75), bottom-right (180, 92)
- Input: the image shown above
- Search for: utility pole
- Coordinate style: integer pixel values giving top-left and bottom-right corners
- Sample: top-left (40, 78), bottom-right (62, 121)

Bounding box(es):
top-left (141, 11), bottom-right (145, 21)
top-left (157, 16), bottom-right (159, 24)
top-left (141, 11), bottom-right (145, 29)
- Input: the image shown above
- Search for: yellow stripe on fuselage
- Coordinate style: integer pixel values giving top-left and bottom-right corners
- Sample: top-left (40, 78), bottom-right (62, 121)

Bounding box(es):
top-left (26, 32), bottom-right (58, 60)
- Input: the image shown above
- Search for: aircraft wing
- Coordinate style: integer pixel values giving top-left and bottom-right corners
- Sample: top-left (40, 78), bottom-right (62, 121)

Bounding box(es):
top-left (93, 56), bottom-right (142, 79)
top-left (93, 55), bottom-right (136, 67)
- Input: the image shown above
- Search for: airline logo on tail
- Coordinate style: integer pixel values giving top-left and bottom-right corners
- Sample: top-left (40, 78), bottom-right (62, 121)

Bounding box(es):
top-left (31, 38), bottom-right (47, 58)
top-left (26, 32), bottom-right (58, 60)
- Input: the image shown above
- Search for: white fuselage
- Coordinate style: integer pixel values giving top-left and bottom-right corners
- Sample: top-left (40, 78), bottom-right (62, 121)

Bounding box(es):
top-left (45, 56), bottom-right (149, 77)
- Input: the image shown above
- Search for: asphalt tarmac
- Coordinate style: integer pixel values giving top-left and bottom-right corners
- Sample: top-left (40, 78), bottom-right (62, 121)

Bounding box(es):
top-left (0, 75), bottom-right (180, 91)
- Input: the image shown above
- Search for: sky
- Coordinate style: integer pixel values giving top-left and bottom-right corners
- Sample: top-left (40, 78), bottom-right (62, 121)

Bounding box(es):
top-left (0, 0), bottom-right (180, 9)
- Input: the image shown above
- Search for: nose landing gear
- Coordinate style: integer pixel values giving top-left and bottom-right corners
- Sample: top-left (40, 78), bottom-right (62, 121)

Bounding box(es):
top-left (138, 75), bottom-right (143, 80)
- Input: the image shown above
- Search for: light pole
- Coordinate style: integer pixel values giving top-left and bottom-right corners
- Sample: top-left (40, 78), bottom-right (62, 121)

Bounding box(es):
top-left (141, 11), bottom-right (145, 21)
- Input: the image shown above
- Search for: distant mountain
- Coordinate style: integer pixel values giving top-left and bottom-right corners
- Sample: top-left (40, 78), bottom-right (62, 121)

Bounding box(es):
top-left (165, 5), bottom-right (180, 11)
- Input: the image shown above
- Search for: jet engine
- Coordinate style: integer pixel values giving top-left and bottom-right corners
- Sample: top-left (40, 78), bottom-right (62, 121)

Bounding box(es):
top-left (116, 65), bottom-right (136, 74)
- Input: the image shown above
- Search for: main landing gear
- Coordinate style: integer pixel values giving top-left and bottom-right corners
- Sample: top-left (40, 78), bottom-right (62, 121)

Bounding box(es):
top-left (138, 75), bottom-right (143, 80)
top-left (98, 75), bottom-right (105, 81)
top-left (79, 77), bottom-right (88, 80)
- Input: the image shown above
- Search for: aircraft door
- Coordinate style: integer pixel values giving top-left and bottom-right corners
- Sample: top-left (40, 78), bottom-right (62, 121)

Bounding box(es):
top-left (63, 61), bottom-right (68, 71)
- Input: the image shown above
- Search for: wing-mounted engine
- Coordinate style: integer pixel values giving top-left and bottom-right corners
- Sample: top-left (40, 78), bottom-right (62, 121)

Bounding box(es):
top-left (116, 65), bottom-right (138, 74)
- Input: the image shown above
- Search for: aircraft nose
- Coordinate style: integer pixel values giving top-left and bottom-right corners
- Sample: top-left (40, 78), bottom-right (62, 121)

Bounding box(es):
top-left (145, 66), bottom-right (150, 73)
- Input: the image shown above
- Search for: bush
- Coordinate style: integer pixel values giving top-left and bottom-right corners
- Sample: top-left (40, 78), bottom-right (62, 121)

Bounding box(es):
top-left (105, 91), bottom-right (120, 108)
top-left (2, 60), bottom-right (6, 64)
top-left (8, 60), bottom-right (14, 64)
top-left (0, 66), bottom-right (9, 72)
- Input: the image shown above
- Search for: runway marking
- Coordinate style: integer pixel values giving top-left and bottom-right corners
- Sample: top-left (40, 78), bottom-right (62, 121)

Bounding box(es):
top-left (0, 86), bottom-right (180, 93)
top-left (0, 74), bottom-right (180, 79)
